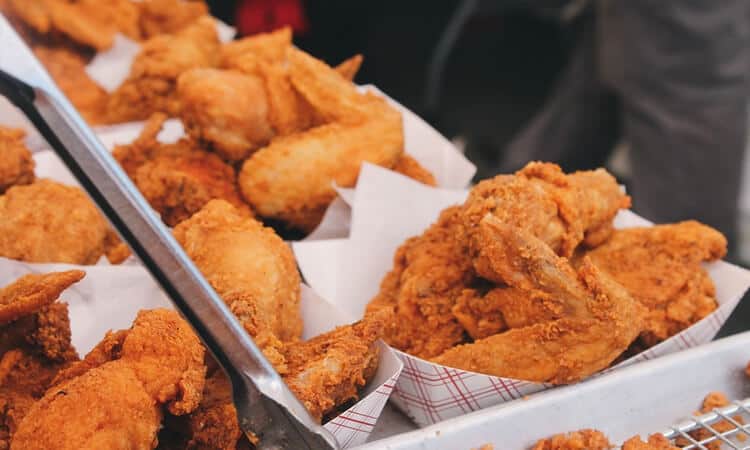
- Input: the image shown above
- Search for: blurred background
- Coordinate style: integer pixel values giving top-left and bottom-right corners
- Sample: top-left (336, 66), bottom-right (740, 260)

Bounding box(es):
top-left (208, 0), bottom-right (750, 334)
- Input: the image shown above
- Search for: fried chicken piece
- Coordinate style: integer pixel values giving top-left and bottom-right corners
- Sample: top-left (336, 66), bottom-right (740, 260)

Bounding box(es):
top-left (392, 154), bottom-right (437, 186)
top-left (621, 435), bottom-right (678, 450)
top-left (161, 316), bottom-right (383, 447)
top-left (532, 429), bottom-right (611, 450)
top-left (220, 28), bottom-right (321, 138)
top-left (284, 315), bottom-right (383, 422)
top-left (113, 114), bottom-right (250, 227)
top-left (105, 16), bottom-right (220, 123)
top-left (12, 309), bottom-right (206, 450)
top-left (239, 47), bottom-right (404, 232)
top-left (33, 46), bottom-right (108, 123)
top-left (582, 221), bottom-right (726, 347)
top-left (366, 206), bottom-right (474, 359)
top-left (138, 0), bottom-right (208, 38)
top-left (0, 180), bottom-right (126, 264)
top-left (460, 162), bottom-right (630, 284)
top-left (433, 216), bottom-right (642, 383)
top-left (0, 271), bottom-right (83, 448)
top-left (177, 68), bottom-right (274, 162)
top-left (0, 128), bottom-right (34, 195)
top-left (173, 200), bottom-right (302, 371)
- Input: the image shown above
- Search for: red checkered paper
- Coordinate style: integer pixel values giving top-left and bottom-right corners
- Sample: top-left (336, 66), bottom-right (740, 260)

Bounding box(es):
top-left (294, 165), bottom-right (750, 427)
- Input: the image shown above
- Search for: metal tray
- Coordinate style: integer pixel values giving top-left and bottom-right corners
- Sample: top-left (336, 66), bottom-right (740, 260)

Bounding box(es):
top-left (358, 331), bottom-right (750, 449)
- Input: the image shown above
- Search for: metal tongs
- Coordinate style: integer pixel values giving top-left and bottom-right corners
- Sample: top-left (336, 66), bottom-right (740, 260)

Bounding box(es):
top-left (0, 15), bottom-right (338, 450)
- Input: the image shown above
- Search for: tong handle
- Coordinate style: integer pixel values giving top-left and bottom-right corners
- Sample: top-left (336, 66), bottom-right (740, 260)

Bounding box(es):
top-left (0, 56), bottom-right (337, 450)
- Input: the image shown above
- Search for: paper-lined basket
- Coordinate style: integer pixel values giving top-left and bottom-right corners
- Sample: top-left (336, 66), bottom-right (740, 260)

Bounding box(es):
top-left (0, 257), bottom-right (402, 448)
top-left (293, 163), bottom-right (750, 427)
top-left (2, 150), bottom-right (404, 447)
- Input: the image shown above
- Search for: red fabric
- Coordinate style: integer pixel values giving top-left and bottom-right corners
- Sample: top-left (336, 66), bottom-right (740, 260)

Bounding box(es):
top-left (235, 0), bottom-right (309, 36)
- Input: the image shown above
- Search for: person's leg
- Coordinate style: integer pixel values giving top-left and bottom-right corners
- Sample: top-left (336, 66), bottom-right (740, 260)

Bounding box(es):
top-left (499, 15), bottom-right (621, 173)
top-left (612, 0), bottom-right (750, 251)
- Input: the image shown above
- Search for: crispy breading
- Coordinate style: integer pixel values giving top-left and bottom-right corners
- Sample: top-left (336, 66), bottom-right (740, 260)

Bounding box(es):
top-left (177, 68), bottom-right (274, 162)
top-left (173, 200), bottom-right (302, 371)
top-left (582, 221), bottom-right (726, 347)
top-left (105, 16), bottom-right (220, 123)
top-left (0, 128), bottom-right (34, 195)
top-left (0, 180), bottom-right (126, 265)
top-left (113, 114), bottom-right (251, 227)
top-left (532, 429), bottom-right (611, 450)
top-left (0, 271), bottom-right (84, 326)
top-left (433, 217), bottom-right (642, 384)
top-left (12, 309), bottom-right (206, 450)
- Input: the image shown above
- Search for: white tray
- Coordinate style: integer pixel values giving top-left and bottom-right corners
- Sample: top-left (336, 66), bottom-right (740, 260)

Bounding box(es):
top-left (357, 331), bottom-right (750, 449)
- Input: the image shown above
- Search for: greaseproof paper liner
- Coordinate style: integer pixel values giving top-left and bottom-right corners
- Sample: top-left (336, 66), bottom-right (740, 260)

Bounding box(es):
top-left (0, 259), bottom-right (402, 448)
top-left (293, 163), bottom-right (750, 427)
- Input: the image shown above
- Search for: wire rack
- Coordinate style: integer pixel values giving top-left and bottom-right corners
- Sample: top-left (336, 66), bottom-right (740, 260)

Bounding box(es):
top-left (661, 398), bottom-right (750, 449)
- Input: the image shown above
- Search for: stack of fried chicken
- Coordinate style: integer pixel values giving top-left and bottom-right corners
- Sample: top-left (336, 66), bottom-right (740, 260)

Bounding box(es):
top-left (1, 1), bottom-right (438, 234)
top-left (0, 266), bottom-right (383, 449)
top-left (367, 162), bottom-right (727, 383)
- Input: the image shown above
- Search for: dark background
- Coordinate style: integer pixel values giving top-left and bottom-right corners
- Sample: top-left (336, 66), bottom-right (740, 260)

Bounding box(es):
top-left (207, 0), bottom-right (750, 337)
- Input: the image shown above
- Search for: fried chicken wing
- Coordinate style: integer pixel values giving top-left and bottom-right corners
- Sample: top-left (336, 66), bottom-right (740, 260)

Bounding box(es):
top-left (177, 68), bottom-right (274, 162)
top-left (0, 127), bottom-right (34, 194)
top-left (33, 46), bottom-right (108, 124)
top-left (0, 180), bottom-right (126, 264)
top-left (12, 309), bottom-right (206, 450)
top-left (460, 162), bottom-right (630, 284)
top-left (113, 114), bottom-right (250, 227)
top-left (532, 429), bottom-right (611, 450)
top-left (433, 216), bottom-right (642, 383)
top-left (0, 271), bottom-right (83, 448)
top-left (366, 206), bottom-right (474, 359)
top-left (173, 200), bottom-right (302, 370)
top-left (239, 47), bottom-right (404, 231)
top-left (581, 221), bottom-right (727, 347)
top-left (105, 16), bottom-right (220, 123)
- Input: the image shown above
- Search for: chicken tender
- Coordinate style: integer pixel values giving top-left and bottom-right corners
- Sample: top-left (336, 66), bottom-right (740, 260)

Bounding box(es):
top-left (239, 47), bottom-right (404, 232)
top-left (0, 180), bottom-right (125, 265)
top-left (12, 309), bottom-right (206, 450)
top-left (113, 113), bottom-right (250, 227)
top-left (173, 200), bottom-right (302, 370)
top-left (433, 217), bottom-right (642, 383)
top-left (582, 221), bottom-right (726, 347)
top-left (621, 435), bottom-right (678, 450)
top-left (0, 127), bottom-right (34, 194)
top-left (177, 68), bottom-right (274, 162)
top-left (105, 16), bottom-right (220, 123)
